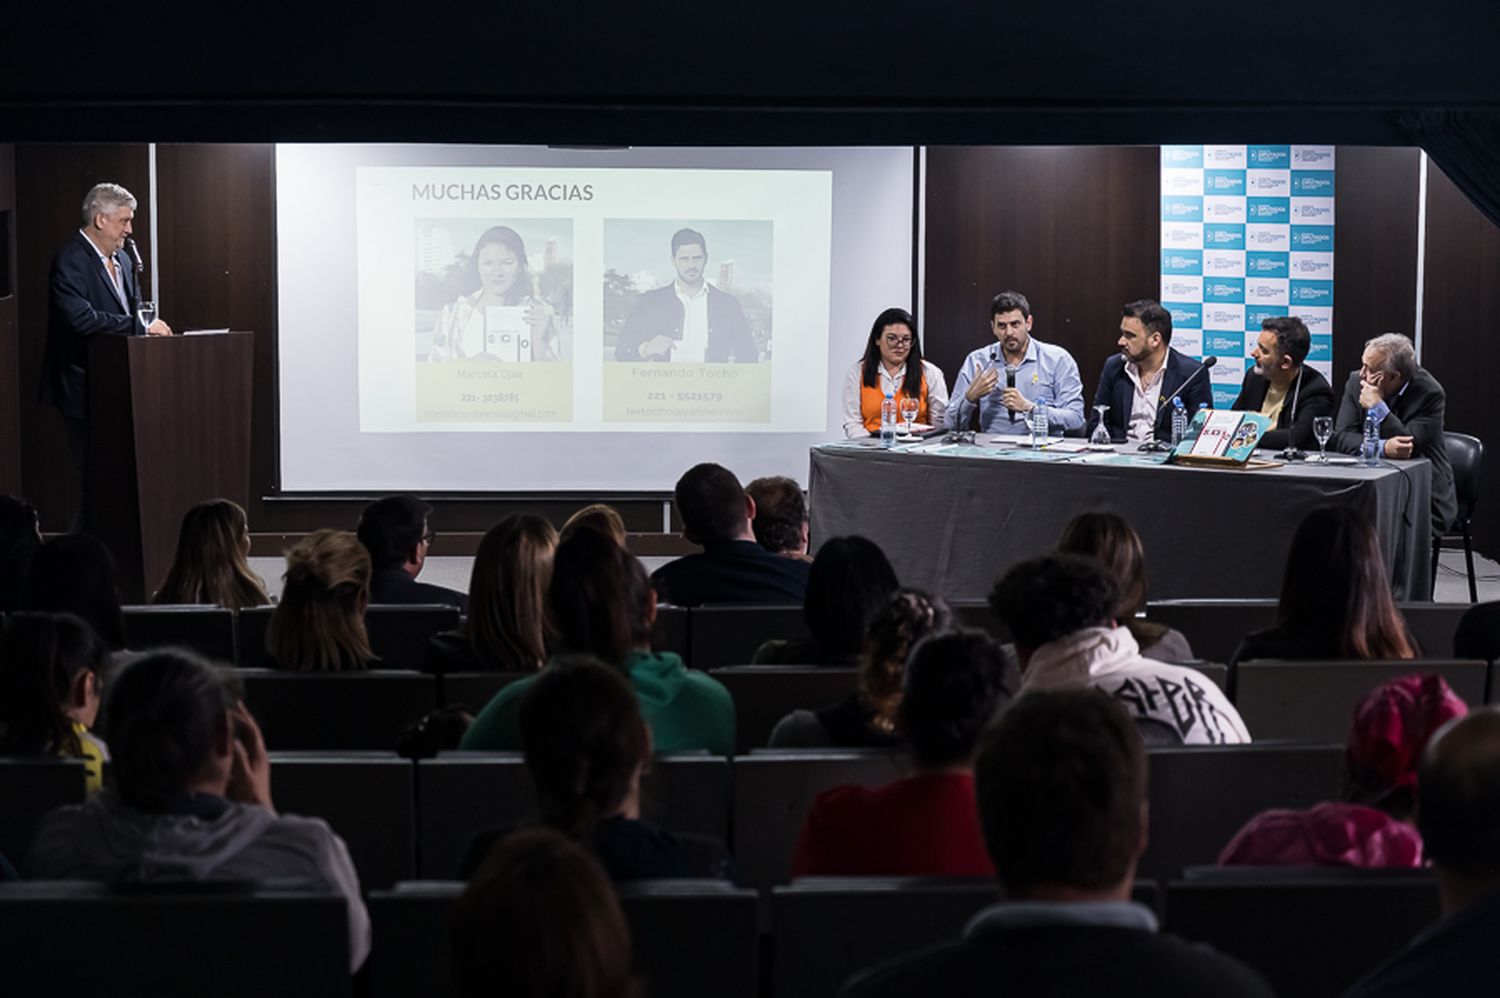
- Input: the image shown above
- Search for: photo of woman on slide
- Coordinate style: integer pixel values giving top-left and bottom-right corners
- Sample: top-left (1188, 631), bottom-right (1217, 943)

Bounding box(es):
top-left (420, 223), bottom-right (572, 362)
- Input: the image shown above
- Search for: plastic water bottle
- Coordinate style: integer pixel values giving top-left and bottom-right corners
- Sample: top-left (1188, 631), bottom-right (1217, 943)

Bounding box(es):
top-left (1030, 397), bottom-right (1049, 449)
top-left (880, 390), bottom-right (897, 448)
top-left (1362, 410), bottom-right (1381, 467)
top-left (1170, 397), bottom-right (1188, 447)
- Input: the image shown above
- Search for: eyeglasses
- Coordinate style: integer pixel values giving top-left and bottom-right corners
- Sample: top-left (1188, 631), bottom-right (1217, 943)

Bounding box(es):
top-left (882, 336), bottom-right (913, 348)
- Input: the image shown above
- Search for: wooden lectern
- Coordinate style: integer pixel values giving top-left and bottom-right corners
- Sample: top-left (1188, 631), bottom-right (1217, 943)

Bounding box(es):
top-left (87, 332), bottom-right (254, 602)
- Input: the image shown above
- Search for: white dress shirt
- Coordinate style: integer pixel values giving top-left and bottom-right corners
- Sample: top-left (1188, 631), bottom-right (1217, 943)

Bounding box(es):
top-left (841, 359), bottom-right (950, 438)
top-left (674, 281), bottom-right (710, 363)
top-left (1124, 361), bottom-right (1165, 443)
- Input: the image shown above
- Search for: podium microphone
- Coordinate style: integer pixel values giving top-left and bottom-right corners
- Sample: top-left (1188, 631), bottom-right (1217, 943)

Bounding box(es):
top-left (125, 237), bottom-right (144, 275)
top-left (1005, 365), bottom-right (1018, 422)
top-left (1276, 366), bottom-right (1306, 461)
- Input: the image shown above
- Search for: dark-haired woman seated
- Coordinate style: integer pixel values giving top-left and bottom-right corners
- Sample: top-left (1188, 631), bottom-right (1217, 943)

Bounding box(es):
top-left (0, 612), bottom-right (109, 792)
top-left (153, 499), bottom-right (272, 608)
top-left (753, 535), bottom-right (900, 667)
top-left (426, 515), bottom-right (557, 673)
top-left (840, 307), bottom-right (949, 438)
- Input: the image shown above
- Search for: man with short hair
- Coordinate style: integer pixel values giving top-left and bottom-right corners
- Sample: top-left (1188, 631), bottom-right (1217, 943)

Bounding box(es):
top-left (355, 495), bottom-right (467, 610)
top-left (988, 554), bottom-right (1248, 745)
top-left (650, 463), bottom-right (810, 606)
top-left (41, 183), bottom-right (173, 531)
top-left (1089, 300), bottom-right (1212, 444)
top-left (840, 688), bottom-right (1272, 997)
top-left (1346, 708), bottom-right (1500, 996)
top-left (946, 291), bottom-right (1085, 435)
top-left (1230, 315), bottom-right (1336, 451)
top-left (1330, 332), bottom-right (1456, 538)
top-left (613, 228), bottom-right (758, 363)
top-left (745, 475), bottom-right (811, 562)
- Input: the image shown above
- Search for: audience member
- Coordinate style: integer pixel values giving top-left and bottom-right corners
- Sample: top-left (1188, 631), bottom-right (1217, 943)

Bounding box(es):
top-left (792, 630), bottom-right (1011, 877)
top-left (769, 588), bottom-right (952, 748)
top-left (1230, 506), bottom-right (1415, 675)
top-left (0, 495), bottom-right (42, 612)
top-left (1220, 675), bottom-right (1466, 868)
top-left (452, 826), bottom-right (639, 998)
top-left (427, 515), bottom-right (557, 673)
top-left (1345, 708), bottom-right (1500, 997)
top-left (0, 612), bottom-right (109, 792)
top-left (650, 463), bottom-right (810, 606)
top-left (462, 530), bottom-right (734, 754)
top-left (990, 554), bottom-right (1249, 744)
top-left (26, 650), bottom-right (369, 971)
top-left (463, 657), bottom-right (734, 881)
top-left (560, 503), bottom-right (628, 547)
top-left (840, 689), bottom-right (1273, 997)
top-left (1055, 512), bottom-right (1192, 661)
top-left (356, 495), bottom-right (467, 611)
top-left (23, 534), bottom-right (127, 652)
top-left (843, 306), bottom-right (949, 438)
top-left (745, 475), bottom-right (811, 561)
top-left (265, 529), bottom-right (377, 672)
top-left (152, 498), bottom-right (272, 608)
top-left (754, 535), bottom-right (900, 666)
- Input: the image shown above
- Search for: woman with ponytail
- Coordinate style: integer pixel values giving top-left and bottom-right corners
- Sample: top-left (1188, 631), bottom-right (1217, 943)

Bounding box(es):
top-left (265, 530), bottom-right (377, 671)
top-left (0, 612), bottom-right (109, 792)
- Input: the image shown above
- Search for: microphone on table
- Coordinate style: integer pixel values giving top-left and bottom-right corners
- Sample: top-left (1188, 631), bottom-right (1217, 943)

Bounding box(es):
top-left (1140, 356), bottom-right (1217, 452)
top-left (1277, 366), bottom-right (1306, 461)
top-left (1005, 365), bottom-right (1018, 422)
top-left (125, 236), bottom-right (144, 275)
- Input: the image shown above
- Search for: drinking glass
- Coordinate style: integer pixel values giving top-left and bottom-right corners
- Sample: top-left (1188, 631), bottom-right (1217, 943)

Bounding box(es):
top-left (137, 299), bottom-right (157, 331)
top-left (899, 397), bottom-right (920, 436)
top-left (1313, 416), bottom-right (1333, 463)
top-left (1090, 405), bottom-right (1112, 446)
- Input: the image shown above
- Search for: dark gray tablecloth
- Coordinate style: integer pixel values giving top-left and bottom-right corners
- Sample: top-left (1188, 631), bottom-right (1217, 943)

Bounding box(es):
top-left (808, 440), bottom-right (1433, 601)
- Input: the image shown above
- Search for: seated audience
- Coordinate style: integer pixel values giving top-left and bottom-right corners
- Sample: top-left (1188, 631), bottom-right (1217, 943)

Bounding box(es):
top-left (266, 529), bottom-right (377, 672)
top-left (745, 475), bottom-right (811, 561)
top-left (770, 588), bottom-right (952, 748)
top-left (0, 612), bottom-right (109, 792)
top-left (463, 657), bottom-right (734, 881)
top-left (754, 535), bottom-right (900, 666)
top-left (1220, 675), bottom-right (1467, 868)
top-left (152, 498), bottom-right (273, 608)
top-left (1056, 512), bottom-right (1192, 661)
top-left (462, 529), bottom-right (734, 754)
top-left (26, 650), bottom-right (369, 971)
top-left (355, 495), bottom-right (467, 610)
top-left (427, 515), bottom-right (557, 673)
top-left (560, 503), bottom-right (628, 547)
top-left (840, 689), bottom-right (1272, 998)
top-left (990, 554), bottom-right (1249, 744)
top-left (842, 307), bottom-right (949, 438)
top-left (650, 463), bottom-right (810, 606)
top-left (792, 630), bottom-right (1011, 877)
top-left (23, 534), bottom-right (128, 653)
top-left (1345, 707), bottom-right (1500, 997)
top-left (0, 495), bottom-right (42, 612)
top-left (452, 826), bottom-right (639, 998)
top-left (1230, 506), bottom-right (1416, 674)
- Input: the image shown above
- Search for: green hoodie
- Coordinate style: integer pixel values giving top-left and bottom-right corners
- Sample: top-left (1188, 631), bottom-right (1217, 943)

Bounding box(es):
top-left (459, 650), bottom-right (735, 756)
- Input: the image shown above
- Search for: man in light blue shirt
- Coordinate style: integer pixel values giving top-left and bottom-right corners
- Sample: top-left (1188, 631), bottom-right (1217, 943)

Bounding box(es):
top-left (945, 291), bottom-right (1086, 435)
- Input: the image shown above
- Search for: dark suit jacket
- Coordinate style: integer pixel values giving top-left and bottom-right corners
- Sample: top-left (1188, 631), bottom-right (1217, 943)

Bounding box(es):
top-left (613, 283), bottom-right (757, 362)
top-left (1087, 348), bottom-right (1213, 442)
top-left (1230, 365), bottom-right (1336, 451)
top-left (1329, 367), bottom-right (1456, 536)
top-left (369, 568), bottom-right (468, 612)
top-left (40, 232), bottom-right (142, 419)
top-left (650, 539), bottom-right (810, 607)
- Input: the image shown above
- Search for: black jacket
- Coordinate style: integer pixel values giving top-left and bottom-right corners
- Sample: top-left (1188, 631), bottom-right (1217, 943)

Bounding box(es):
top-left (1230, 365), bottom-right (1336, 451)
top-left (650, 539), bottom-right (810, 607)
top-left (1088, 348), bottom-right (1213, 443)
top-left (369, 568), bottom-right (468, 613)
top-left (613, 282), bottom-right (757, 362)
top-left (40, 232), bottom-right (142, 420)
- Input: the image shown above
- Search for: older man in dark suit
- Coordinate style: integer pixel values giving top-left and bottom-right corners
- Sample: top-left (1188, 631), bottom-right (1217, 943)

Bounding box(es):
top-left (40, 182), bottom-right (172, 530)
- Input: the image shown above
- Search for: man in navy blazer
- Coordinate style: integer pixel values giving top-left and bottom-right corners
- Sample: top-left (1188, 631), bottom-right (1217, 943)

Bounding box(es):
top-left (1087, 300), bottom-right (1211, 444)
top-left (40, 182), bottom-right (172, 530)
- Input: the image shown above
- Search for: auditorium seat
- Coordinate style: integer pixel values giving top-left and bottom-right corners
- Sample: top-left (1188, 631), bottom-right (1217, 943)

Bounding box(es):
top-left (368, 879), bottom-right (759, 998)
top-left (1234, 660), bottom-right (1487, 741)
top-left (1139, 743), bottom-right (1345, 881)
top-left (1165, 867), bottom-right (1441, 998)
top-left (732, 751), bottom-right (910, 894)
top-left (949, 601), bottom-right (1012, 642)
top-left (652, 604), bottom-right (691, 661)
top-left (689, 605), bottom-right (808, 669)
top-left (433, 670), bottom-right (532, 712)
top-left (709, 666), bottom-right (858, 751)
top-left (267, 752), bottom-right (416, 888)
top-left (122, 604), bottom-right (237, 662)
top-left (0, 758), bottom-right (88, 868)
top-left (235, 604), bottom-right (458, 669)
top-left (237, 669), bottom-right (436, 751)
top-left (413, 752), bottom-right (731, 879)
top-left (234, 605), bottom-right (276, 667)
top-left (0, 880), bottom-right (351, 996)
top-left (1399, 602), bottom-right (1471, 658)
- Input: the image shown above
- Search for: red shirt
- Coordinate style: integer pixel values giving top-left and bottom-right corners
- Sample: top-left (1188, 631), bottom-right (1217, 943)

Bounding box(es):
top-left (790, 771), bottom-right (995, 877)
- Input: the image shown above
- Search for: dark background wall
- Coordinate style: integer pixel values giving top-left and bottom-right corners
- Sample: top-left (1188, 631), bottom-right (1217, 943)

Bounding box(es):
top-left (0, 145), bottom-right (17, 495)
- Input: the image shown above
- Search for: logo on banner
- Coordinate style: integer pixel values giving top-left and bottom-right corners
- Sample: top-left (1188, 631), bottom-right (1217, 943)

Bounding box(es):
top-left (1212, 386), bottom-right (1239, 410)
top-left (1203, 223), bottom-right (1246, 249)
top-left (1290, 253), bottom-right (1334, 278)
top-left (1248, 145), bottom-right (1291, 168)
top-left (1162, 169), bottom-right (1205, 195)
top-left (1204, 145), bottom-right (1249, 168)
top-left (1162, 146), bottom-right (1204, 168)
top-left (1162, 222), bottom-right (1204, 248)
top-left (1205, 331), bottom-right (1244, 355)
top-left (1247, 197), bottom-right (1291, 223)
top-left (1203, 169), bottom-right (1247, 196)
top-left (1204, 304), bottom-right (1246, 331)
top-left (1291, 280), bottom-right (1334, 306)
top-left (1204, 197), bottom-right (1248, 222)
top-left (1161, 250), bottom-right (1203, 275)
top-left (1203, 278), bottom-right (1245, 303)
top-left (1246, 225), bottom-right (1292, 251)
top-left (1292, 199), bottom-right (1336, 222)
top-left (1308, 334), bottom-right (1333, 360)
top-left (1203, 251), bottom-right (1246, 277)
top-left (1246, 252), bottom-right (1290, 278)
top-left (1173, 331), bottom-right (1204, 356)
top-left (1292, 146), bottom-right (1335, 166)
top-left (1298, 307), bottom-right (1333, 334)
top-left (1162, 196), bottom-right (1204, 221)
top-left (1247, 170), bottom-right (1292, 195)
top-left (1291, 225), bottom-right (1335, 250)
top-left (1292, 171), bottom-right (1336, 195)
top-left (1245, 278), bottom-right (1290, 305)
top-left (1245, 305), bottom-right (1283, 331)
top-left (1164, 302), bottom-right (1203, 328)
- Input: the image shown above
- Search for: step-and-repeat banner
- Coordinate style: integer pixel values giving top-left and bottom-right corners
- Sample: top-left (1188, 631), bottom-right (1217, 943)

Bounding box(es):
top-left (1160, 145), bottom-right (1335, 410)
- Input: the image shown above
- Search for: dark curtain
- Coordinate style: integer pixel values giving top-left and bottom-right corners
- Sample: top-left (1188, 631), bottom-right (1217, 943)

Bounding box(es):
top-left (1398, 109), bottom-right (1500, 230)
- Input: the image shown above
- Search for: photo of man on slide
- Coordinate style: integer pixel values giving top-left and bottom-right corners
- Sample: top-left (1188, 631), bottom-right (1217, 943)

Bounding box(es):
top-left (609, 225), bottom-right (768, 363)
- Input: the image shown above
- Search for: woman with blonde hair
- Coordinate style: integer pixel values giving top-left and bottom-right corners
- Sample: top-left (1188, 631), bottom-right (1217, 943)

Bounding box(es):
top-left (266, 530), bottom-right (376, 671)
top-left (427, 515), bottom-right (559, 673)
top-left (153, 499), bottom-right (272, 608)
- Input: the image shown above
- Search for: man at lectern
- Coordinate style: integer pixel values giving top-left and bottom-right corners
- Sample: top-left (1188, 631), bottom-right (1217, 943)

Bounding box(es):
top-left (613, 227), bottom-right (758, 363)
top-left (40, 183), bottom-right (172, 532)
